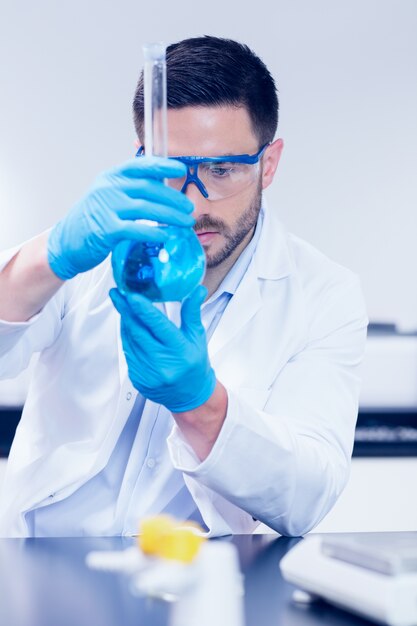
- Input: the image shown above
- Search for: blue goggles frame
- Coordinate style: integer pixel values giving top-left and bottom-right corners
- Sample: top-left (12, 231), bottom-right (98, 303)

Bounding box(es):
top-left (135, 143), bottom-right (269, 199)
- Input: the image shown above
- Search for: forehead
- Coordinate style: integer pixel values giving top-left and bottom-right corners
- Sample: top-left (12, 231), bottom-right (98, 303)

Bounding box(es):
top-left (166, 105), bottom-right (258, 157)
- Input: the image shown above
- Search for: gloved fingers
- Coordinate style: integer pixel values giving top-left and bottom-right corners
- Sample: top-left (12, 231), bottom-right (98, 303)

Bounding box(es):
top-left (110, 178), bottom-right (194, 215)
top-left (115, 198), bottom-right (195, 228)
top-left (120, 325), bottom-right (176, 395)
top-left (109, 156), bottom-right (187, 181)
top-left (109, 287), bottom-right (128, 313)
top-left (110, 288), bottom-right (159, 347)
top-left (180, 285), bottom-right (207, 342)
top-left (186, 284), bottom-right (208, 307)
top-left (125, 293), bottom-right (183, 347)
top-left (121, 315), bottom-right (162, 361)
top-left (109, 288), bottom-right (180, 347)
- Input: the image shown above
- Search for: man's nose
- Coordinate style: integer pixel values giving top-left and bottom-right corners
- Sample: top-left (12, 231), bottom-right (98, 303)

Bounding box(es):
top-left (183, 183), bottom-right (210, 218)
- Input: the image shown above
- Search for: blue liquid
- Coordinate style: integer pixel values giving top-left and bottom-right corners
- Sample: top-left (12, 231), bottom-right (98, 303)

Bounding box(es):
top-left (111, 227), bottom-right (206, 301)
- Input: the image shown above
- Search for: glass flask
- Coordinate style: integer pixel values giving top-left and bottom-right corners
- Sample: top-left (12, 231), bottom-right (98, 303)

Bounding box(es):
top-left (111, 42), bottom-right (205, 301)
top-left (112, 228), bottom-right (205, 301)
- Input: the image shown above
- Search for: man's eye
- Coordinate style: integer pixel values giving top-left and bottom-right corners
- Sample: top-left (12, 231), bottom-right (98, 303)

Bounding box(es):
top-left (208, 164), bottom-right (233, 177)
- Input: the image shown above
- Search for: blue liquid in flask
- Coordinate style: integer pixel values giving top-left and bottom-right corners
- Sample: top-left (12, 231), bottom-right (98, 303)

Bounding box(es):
top-left (112, 226), bottom-right (205, 301)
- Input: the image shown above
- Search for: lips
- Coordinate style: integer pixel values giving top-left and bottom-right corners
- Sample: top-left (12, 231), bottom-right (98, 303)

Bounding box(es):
top-left (196, 231), bottom-right (218, 244)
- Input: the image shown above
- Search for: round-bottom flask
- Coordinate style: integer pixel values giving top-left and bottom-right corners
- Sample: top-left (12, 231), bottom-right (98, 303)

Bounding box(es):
top-left (112, 227), bottom-right (205, 301)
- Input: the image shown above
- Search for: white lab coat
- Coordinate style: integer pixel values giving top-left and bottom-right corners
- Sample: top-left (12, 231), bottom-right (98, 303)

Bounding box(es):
top-left (0, 207), bottom-right (368, 537)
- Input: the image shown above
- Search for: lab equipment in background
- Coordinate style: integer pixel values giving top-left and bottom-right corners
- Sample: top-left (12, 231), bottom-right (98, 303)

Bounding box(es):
top-left (280, 534), bottom-right (417, 626)
top-left (360, 323), bottom-right (417, 410)
top-left (354, 322), bottom-right (417, 457)
top-left (112, 43), bottom-right (205, 302)
top-left (321, 534), bottom-right (417, 576)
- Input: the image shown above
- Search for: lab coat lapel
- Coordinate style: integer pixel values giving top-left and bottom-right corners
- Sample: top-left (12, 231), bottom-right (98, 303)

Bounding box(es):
top-left (208, 206), bottom-right (292, 360)
top-left (208, 259), bottom-right (261, 358)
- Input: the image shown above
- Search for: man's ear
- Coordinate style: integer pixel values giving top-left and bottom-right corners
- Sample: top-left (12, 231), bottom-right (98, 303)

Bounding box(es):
top-left (261, 138), bottom-right (284, 190)
top-left (134, 138), bottom-right (140, 149)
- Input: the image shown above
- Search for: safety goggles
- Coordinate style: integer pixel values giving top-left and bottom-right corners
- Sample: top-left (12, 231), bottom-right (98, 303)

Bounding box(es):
top-left (136, 143), bottom-right (269, 201)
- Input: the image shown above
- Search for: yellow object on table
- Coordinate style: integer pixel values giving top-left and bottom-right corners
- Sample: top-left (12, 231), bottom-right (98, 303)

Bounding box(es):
top-left (138, 515), bottom-right (206, 563)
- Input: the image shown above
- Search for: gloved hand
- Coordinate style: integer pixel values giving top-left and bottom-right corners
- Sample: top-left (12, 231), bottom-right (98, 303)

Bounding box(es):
top-left (109, 285), bottom-right (217, 413)
top-left (47, 157), bottom-right (194, 280)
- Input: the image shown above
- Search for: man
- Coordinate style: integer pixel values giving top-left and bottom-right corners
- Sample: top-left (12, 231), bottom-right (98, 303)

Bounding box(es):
top-left (0, 36), bottom-right (367, 537)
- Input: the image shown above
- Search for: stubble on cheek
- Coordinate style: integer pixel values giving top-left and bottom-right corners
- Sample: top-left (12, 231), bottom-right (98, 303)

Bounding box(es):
top-left (203, 181), bottom-right (263, 269)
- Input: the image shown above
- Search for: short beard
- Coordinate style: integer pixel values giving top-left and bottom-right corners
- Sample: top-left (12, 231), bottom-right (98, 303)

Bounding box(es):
top-left (194, 179), bottom-right (263, 269)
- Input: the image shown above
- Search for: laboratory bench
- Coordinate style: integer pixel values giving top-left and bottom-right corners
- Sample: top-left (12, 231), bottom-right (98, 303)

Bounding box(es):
top-left (0, 533), bottom-right (389, 626)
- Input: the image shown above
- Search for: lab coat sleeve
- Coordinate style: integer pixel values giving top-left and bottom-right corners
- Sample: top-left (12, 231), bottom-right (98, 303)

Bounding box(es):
top-left (167, 276), bottom-right (368, 537)
top-left (0, 244), bottom-right (65, 378)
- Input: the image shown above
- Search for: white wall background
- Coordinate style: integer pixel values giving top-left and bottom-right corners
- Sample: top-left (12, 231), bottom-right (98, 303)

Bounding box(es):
top-left (1, 0), bottom-right (416, 328)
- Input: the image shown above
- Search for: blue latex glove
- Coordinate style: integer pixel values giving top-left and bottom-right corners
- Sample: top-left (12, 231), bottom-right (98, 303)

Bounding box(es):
top-left (109, 285), bottom-right (217, 413)
top-left (47, 157), bottom-right (194, 280)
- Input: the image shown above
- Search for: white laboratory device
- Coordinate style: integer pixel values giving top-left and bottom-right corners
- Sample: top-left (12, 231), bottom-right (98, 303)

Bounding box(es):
top-left (280, 535), bottom-right (417, 626)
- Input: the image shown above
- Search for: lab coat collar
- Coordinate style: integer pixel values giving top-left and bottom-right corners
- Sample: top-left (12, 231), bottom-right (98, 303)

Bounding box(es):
top-left (207, 256), bottom-right (262, 359)
top-left (255, 202), bottom-right (292, 281)
top-left (208, 204), bottom-right (293, 359)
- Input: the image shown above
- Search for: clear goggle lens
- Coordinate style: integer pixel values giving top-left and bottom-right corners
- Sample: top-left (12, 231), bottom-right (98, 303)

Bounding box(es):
top-left (136, 143), bottom-right (269, 201)
top-left (167, 160), bottom-right (262, 201)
